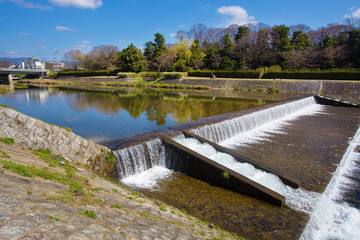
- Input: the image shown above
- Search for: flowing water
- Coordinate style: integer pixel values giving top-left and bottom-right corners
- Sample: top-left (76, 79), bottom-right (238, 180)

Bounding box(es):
top-left (118, 97), bottom-right (360, 239)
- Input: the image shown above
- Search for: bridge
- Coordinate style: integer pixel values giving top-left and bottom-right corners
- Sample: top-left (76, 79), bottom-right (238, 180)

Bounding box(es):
top-left (0, 67), bottom-right (48, 88)
top-left (0, 67), bottom-right (48, 75)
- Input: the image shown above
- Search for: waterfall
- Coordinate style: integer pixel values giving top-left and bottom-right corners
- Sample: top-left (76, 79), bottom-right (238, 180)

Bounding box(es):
top-left (113, 138), bottom-right (165, 179)
top-left (190, 96), bottom-right (318, 143)
top-left (299, 128), bottom-right (360, 240)
top-left (173, 135), bottom-right (320, 213)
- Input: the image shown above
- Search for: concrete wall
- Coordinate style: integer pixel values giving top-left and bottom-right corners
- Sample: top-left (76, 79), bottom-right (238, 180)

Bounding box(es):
top-left (162, 78), bottom-right (360, 104)
top-left (0, 107), bottom-right (111, 172)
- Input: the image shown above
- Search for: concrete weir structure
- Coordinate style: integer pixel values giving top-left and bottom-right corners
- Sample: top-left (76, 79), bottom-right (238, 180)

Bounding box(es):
top-left (106, 95), bottom-right (359, 209)
top-left (162, 136), bottom-right (285, 206)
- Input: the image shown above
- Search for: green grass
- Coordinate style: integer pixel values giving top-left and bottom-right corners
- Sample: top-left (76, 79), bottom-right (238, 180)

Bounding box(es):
top-left (106, 154), bottom-right (115, 164)
top-left (0, 138), bottom-right (15, 145)
top-left (0, 148), bottom-right (11, 158)
top-left (0, 160), bottom-right (102, 206)
top-left (110, 204), bottom-right (122, 209)
top-left (77, 210), bottom-right (97, 219)
top-left (32, 149), bottom-right (76, 177)
top-left (159, 205), bottom-right (167, 212)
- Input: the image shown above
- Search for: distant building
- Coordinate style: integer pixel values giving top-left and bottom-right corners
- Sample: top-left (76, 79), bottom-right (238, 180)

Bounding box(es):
top-left (44, 62), bottom-right (65, 71)
top-left (19, 57), bottom-right (45, 70)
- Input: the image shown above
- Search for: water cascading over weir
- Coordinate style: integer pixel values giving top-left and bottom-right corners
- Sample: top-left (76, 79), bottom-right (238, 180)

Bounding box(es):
top-left (103, 95), bottom-right (360, 239)
top-left (104, 96), bottom-right (359, 206)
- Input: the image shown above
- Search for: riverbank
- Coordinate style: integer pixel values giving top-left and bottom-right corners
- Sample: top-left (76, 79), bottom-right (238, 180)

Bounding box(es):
top-left (0, 140), bottom-right (241, 240)
top-left (17, 76), bottom-right (360, 104)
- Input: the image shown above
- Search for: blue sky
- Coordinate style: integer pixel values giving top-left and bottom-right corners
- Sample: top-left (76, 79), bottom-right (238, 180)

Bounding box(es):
top-left (1, 0), bottom-right (359, 61)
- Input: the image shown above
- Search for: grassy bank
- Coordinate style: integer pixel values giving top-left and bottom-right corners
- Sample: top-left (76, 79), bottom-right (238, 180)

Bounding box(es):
top-left (17, 78), bottom-right (211, 91)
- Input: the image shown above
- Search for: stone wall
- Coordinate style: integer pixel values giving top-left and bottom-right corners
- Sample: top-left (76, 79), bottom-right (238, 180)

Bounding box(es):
top-left (162, 78), bottom-right (360, 104)
top-left (0, 107), bottom-right (111, 168)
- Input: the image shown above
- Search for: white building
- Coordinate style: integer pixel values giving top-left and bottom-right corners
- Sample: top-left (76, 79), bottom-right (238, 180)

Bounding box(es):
top-left (20, 57), bottom-right (45, 70)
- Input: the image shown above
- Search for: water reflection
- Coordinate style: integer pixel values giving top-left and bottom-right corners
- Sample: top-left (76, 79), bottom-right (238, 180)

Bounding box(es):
top-left (58, 87), bottom-right (275, 126)
top-left (0, 87), bottom-right (277, 142)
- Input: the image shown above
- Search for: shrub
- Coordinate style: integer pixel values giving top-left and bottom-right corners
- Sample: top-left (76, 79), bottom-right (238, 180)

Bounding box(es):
top-left (138, 72), bottom-right (163, 78)
top-left (163, 72), bottom-right (184, 79)
top-left (47, 72), bottom-right (57, 78)
top-left (263, 69), bottom-right (360, 80)
top-left (117, 72), bottom-right (136, 78)
top-left (55, 69), bottom-right (121, 77)
top-left (268, 65), bottom-right (282, 72)
top-left (188, 70), bottom-right (261, 79)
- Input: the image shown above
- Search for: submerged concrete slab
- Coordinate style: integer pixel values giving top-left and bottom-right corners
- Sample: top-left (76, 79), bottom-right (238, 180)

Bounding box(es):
top-left (315, 95), bottom-right (359, 107)
top-left (161, 136), bottom-right (285, 207)
top-left (179, 129), bottom-right (300, 189)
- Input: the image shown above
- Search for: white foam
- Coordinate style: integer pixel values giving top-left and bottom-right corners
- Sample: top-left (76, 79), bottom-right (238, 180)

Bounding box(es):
top-left (190, 97), bottom-right (322, 143)
top-left (121, 166), bottom-right (173, 189)
top-left (220, 103), bottom-right (325, 147)
top-left (300, 128), bottom-right (360, 240)
top-left (173, 136), bottom-right (320, 213)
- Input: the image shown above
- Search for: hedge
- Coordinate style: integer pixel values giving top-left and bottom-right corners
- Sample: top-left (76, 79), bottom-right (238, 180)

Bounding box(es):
top-left (263, 70), bottom-right (360, 80)
top-left (138, 72), bottom-right (163, 78)
top-left (54, 69), bottom-right (121, 77)
top-left (163, 72), bottom-right (184, 79)
top-left (117, 72), bottom-right (136, 78)
top-left (188, 70), bottom-right (262, 79)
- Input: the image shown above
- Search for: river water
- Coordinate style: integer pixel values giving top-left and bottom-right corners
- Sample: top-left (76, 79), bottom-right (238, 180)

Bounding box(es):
top-left (0, 86), bottom-right (290, 143)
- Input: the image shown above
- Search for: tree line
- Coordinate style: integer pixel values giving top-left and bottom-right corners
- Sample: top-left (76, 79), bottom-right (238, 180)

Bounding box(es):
top-left (63, 22), bottom-right (360, 72)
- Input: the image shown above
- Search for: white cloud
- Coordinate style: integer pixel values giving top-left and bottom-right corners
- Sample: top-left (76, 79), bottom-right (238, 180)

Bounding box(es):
top-left (74, 44), bottom-right (92, 52)
top-left (179, 24), bottom-right (185, 28)
top-left (55, 26), bottom-right (75, 31)
top-left (74, 40), bottom-right (91, 52)
top-left (17, 32), bottom-right (28, 35)
top-left (3, 0), bottom-right (52, 10)
top-left (169, 33), bottom-right (176, 37)
top-left (352, 8), bottom-right (360, 18)
top-left (216, 5), bottom-right (257, 26)
top-left (49, 0), bottom-right (102, 10)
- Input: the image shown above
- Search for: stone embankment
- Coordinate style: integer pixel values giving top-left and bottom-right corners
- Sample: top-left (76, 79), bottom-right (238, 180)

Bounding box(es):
top-left (0, 142), bottom-right (238, 239)
top-left (0, 106), bottom-right (111, 172)
top-left (162, 78), bottom-right (360, 104)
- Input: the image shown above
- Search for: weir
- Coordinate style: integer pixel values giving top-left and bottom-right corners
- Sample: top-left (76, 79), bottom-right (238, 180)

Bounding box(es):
top-left (106, 95), bottom-right (360, 238)
top-left (188, 96), bottom-right (318, 143)
top-left (162, 135), bottom-right (285, 206)
top-left (179, 129), bottom-right (300, 188)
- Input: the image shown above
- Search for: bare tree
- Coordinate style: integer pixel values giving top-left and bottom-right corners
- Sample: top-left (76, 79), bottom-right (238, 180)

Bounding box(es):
top-left (0, 60), bottom-right (12, 68)
top-left (63, 49), bottom-right (82, 69)
top-left (290, 24), bottom-right (311, 34)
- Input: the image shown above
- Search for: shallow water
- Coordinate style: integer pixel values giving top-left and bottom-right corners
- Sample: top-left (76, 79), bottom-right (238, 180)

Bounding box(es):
top-left (123, 104), bottom-right (360, 239)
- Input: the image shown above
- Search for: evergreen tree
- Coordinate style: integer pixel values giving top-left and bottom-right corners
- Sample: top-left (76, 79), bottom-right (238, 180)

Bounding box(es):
top-left (235, 26), bottom-right (250, 41)
top-left (143, 41), bottom-right (155, 61)
top-left (221, 34), bottom-right (233, 57)
top-left (190, 39), bottom-right (205, 69)
top-left (154, 33), bottom-right (167, 58)
top-left (348, 29), bottom-right (360, 67)
top-left (272, 25), bottom-right (291, 52)
top-left (118, 44), bottom-right (146, 72)
top-left (291, 30), bottom-right (312, 50)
